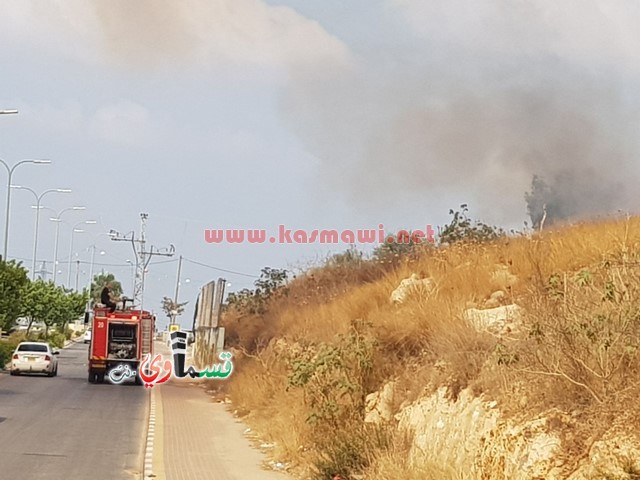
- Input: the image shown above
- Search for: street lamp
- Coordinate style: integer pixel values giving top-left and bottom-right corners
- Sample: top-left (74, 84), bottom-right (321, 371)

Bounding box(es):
top-left (0, 158), bottom-right (51, 260)
top-left (0, 110), bottom-right (18, 115)
top-left (67, 220), bottom-right (97, 288)
top-left (50, 206), bottom-right (85, 283)
top-left (11, 185), bottom-right (72, 279)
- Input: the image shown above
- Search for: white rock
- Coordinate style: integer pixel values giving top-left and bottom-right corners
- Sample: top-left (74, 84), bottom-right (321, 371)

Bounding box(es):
top-left (365, 381), bottom-right (397, 424)
top-left (390, 274), bottom-right (435, 304)
top-left (464, 304), bottom-right (523, 333)
top-left (396, 387), bottom-right (564, 479)
top-left (396, 387), bottom-right (500, 475)
top-left (567, 433), bottom-right (640, 480)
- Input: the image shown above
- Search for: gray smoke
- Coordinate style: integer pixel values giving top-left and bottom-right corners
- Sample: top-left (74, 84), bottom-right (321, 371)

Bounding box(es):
top-left (278, 1), bottom-right (640, 226)
top-left (11, 1), bottom-right (637, 226)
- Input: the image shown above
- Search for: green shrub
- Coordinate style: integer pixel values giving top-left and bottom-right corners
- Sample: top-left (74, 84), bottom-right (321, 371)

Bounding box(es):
top-left (0, 332), bottom-right (29, 369)
top-left (439, 204), bottom-right (505, 245)
top-left (7, 331), bottom-right (27, 344)
top-left (0, 340), bottom-right (18, 369)
top-left (48, 333), bottom-right (66, 349)
top-left (64, 328), bottom-right (73, 340)
top-left (287, 320), bottom-right (377, 429)
top-left (372, 231), bottom-right (431, 266)
top-left (286, 320), bottom-right (382, 478)
top-left (30, 331), bottom-right (46, 342)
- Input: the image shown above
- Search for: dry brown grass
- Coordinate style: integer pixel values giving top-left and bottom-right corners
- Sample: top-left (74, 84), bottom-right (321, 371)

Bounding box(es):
top-left (221, 214), bottom-right (640, 479)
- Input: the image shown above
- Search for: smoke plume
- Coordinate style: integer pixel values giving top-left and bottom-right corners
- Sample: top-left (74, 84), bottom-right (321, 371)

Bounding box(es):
top-left (279, 1), bottom-right (640, 225)
top-left (4, 1), bottom-right (639, 226)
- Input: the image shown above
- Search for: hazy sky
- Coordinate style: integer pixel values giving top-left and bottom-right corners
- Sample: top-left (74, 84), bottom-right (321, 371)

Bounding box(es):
top-left (1, 1), bottom-right (639, 329)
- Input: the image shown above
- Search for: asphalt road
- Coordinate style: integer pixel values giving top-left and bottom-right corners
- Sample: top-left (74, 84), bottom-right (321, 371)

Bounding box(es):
top-left (0, 340), bottom-right (148, 480)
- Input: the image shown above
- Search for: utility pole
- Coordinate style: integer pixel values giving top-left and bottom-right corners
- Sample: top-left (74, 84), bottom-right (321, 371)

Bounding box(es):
top-left (111, 213), bottom-right (175, 312)
top-left (171, 255), bottom-right (183, 326)
top-left (136, 212), bottom-right (147, 306)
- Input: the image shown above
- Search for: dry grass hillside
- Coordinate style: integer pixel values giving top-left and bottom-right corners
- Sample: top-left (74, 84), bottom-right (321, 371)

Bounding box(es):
top-left (215, 215), bottom-right (640, 480)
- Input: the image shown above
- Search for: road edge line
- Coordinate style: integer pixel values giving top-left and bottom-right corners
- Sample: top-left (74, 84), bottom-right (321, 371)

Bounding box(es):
top-left (144, 388), bottom-right (156, 479)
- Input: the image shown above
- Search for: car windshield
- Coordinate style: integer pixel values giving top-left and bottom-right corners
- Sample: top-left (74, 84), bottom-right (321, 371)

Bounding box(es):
top-left (17, 344), bottom-right (48, 352)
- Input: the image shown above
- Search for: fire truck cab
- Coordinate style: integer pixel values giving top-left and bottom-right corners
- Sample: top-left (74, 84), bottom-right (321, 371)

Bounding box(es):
top-left (87, 305), bottom-right (155, 384)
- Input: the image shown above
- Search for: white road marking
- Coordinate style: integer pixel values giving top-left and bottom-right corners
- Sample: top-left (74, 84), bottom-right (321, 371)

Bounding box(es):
top-left (144, 389), bottom-right (156, 479)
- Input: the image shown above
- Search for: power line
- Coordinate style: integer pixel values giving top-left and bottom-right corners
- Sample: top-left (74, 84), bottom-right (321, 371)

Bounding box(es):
top-left (148, 258), bottom-right (179, 266)
top-left (183, 258), bottom-right (258, 278)
top-left (10, 255), bottom-right (255, 278)
top-left (10, 256), bottom-right (178, 268)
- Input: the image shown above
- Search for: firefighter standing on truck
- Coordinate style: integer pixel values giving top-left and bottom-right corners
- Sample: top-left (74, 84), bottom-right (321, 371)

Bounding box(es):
top-left (101, 281), bottom-right (119, 313)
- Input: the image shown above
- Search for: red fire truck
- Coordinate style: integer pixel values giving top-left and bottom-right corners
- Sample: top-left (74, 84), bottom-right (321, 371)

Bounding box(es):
top-left (87, 306), bottom-right (155, 384)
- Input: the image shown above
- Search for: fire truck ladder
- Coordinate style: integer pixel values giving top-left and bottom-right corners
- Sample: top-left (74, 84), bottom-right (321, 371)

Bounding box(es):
top-left (141, 316), bottom-right (153, 358)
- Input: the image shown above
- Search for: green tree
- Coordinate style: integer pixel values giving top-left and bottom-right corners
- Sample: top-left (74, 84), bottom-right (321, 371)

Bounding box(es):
top-left (91, 272), bottom-right (122, 303)
top-left (254, 267), bottom-right (289, 299)
top-left (226, 267), bottom-right (289, 315)
top-left (22, 281), bottom-right (88, 337)
top-left (21, 280), bottom-right (56, 335)
top-left (58, 289), bottom-right (89, 332)
top-left (161, 296), bottom-right (188, 321)
top-left (43, 285), bottom-right (67, 336)
top-left (524, 174), bottom-right (570, 230)
top-left (0, 259), bottom-right (29, 331)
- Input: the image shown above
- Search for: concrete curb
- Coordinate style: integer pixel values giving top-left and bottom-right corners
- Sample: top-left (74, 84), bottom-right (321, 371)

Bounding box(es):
top-left (62, 336), bottom-right (85, 349)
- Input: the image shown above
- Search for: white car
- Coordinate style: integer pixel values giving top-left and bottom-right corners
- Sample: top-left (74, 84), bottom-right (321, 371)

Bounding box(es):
top-left (10, 342), bottom-right (59, 377)
top-left (84, 329), bottom-right (92, 344)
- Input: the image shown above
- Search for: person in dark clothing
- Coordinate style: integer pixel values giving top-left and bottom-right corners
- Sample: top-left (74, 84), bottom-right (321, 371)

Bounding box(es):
top-left (101, 281), bottom-right (119, 313)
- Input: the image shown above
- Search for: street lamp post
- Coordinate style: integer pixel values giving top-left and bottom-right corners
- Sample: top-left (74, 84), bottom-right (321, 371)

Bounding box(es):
top-left (170, 255), bottom-right (184, 326)
top-left (0, 110), bottom-right (18, 115)
top-left (11, 186), bottom-right (72, 279)
top-left (67, 227), bottom-right (84, 289)
top-left (0, 158), bottom-right (51, 260)
top-left (86, 232), bottom-right (115, 306)
top-left (75, 260), bottom-right (81, 291)
top-left (67, 220), bottom-right (96, 288)
top-left (87, 246), bottom-right (106, 299)
top-left (50, 206), bottom-right (86, 283)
